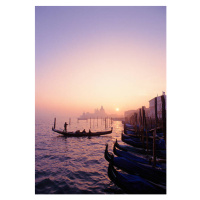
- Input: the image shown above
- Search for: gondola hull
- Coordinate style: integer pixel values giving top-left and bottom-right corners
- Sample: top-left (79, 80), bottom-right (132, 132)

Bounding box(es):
top-left (104, 144), bottom-right (166, 185)
top-left (108, 164), bottom-right (166, 194)
top-left (52, 127), bottom-right (112, 137)
top-left (122, 133), bottom-right (166, 150)
top-left (115, 139), bottom-right (166, 159)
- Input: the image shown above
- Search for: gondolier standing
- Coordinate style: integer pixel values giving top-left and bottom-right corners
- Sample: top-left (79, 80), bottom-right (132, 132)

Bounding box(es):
top-left (64, 122), bottom-right (68, 132)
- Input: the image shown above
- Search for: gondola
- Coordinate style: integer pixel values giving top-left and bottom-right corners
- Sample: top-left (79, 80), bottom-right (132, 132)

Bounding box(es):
top-left (124, 123), bottom-right (135, 129)
top-left (115, 139), bottom-right (149, 154)
top-left (115, 139), bottom-right (166, 159)
top-left (113, 142), bottom-right (166, 168)
top-left (105, 144), bottom-right (166, 185)
top-left (122, 133), bottom-right (166, 150)
top-left (124, 128), bottom-right (163, 139)
top-left (113, 142), bottom-right (152, 165)
top-left (52, 127), bottom-right (112, 137)
top-left (108, 164), bottom-right (166, 194)
top-left (121, 132), bottom-right (146, 148)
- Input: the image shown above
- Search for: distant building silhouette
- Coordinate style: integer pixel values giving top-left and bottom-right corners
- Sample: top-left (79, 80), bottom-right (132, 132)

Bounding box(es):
top-left (148, 92), bottom-right (166, 119)
top-left (78, 106), bottom-right (107, 120)
top-left (124, 92), bottom-right (166, 122)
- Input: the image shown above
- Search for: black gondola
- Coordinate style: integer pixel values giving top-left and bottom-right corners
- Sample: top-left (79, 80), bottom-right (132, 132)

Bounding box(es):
top-left (122, 133), bottom-right (166, 150)
top-left (115, 139), bottom-right (166, 159)
top-left (105, 144), bottom-right (166, 185)
top-left (108, 164), bottom-right (166, 194)
top-left (52, 127), bottom-right (112, 137)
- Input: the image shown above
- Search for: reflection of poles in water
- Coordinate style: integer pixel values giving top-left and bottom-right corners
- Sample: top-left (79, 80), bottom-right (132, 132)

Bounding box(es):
top-left (54, 118), bottom-right (56, 129)
top-left (69, 118), bottom-right (71, 125)
top-left (90, 117), bottom-right (91, 128)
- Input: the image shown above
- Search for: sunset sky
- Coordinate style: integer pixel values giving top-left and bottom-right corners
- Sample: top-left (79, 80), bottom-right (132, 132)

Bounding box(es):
top-left (35, 6), bottom-right (166, 118)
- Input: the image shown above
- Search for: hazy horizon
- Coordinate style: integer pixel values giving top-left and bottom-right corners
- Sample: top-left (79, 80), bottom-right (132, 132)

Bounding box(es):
top-left (35, 6), bottom-right (166, 119)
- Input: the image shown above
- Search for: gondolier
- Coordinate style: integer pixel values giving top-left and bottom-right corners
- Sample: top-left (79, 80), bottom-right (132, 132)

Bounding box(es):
top-left (64, 122), bottom-right (68, 132)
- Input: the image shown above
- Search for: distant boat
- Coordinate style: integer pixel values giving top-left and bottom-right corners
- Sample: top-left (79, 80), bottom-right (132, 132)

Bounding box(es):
top-left (52, 127), bottom-right (113, 137)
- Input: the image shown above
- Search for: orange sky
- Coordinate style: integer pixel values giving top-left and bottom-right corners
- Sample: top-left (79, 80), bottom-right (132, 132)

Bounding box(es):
top-left (35, 7), bottom-right (166, 118)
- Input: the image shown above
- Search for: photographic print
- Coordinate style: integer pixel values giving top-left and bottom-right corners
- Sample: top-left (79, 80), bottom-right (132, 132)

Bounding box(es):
top-left (35, 6), bottom-right (166, 194)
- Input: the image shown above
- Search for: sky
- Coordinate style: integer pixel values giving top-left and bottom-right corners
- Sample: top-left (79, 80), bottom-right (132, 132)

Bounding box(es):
top-left (35, 6), bottom-right (166, 118)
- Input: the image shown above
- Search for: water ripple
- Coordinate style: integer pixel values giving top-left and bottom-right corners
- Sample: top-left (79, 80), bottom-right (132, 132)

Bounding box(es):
top-left (35, 117), bottom-right (124, 194)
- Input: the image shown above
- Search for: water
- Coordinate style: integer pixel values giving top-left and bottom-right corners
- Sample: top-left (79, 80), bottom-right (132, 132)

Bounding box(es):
top-left (35, 116), bottom-right (125, 194)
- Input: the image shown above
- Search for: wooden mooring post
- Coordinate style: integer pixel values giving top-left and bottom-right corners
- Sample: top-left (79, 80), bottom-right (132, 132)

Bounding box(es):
top-left (134, 113), bottom-right (138, 136)
top-left (139, 108), bottom-right (142, 141)
top-left (141, 106), bottom-right (145, 147)
top-left (161, 95), bottom-right (166, 143)
top-left (142, 106), bottom-right (145, 147)
top-left (54, 118), bottom-right (56, 129)
top-left (145, 116), bottom-right (149, 154)
top-left (153, 97), bottom-right (157, 167)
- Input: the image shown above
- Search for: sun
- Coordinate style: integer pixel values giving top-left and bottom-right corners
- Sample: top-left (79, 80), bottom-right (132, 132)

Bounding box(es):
top-left (116, 108), bottom-right (119, 112)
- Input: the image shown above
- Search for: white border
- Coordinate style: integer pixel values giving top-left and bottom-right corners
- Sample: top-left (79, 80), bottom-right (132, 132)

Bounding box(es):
top-left (1, 0), bottom-right (200, 199)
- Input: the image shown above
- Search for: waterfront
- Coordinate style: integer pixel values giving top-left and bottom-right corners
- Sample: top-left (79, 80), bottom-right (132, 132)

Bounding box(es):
top-left (35, 116), bottom-right (124, 194)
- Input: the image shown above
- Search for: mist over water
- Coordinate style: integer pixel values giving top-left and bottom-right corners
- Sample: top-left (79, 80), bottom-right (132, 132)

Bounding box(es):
top-left (35, 116), bottom-right (125, 194)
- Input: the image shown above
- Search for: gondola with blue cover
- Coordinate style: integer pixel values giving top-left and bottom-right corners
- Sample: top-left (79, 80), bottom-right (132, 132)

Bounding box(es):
top-left (113, 141), bottom-right (166, 169)
top-left (121, 132), bottom-right (166, 150)
top-left (105, 144), bottom-right (166, 186)
top-left (108, 163), bottom-right (166, 194)
top-left (114, 139), bottom-right (166, 159)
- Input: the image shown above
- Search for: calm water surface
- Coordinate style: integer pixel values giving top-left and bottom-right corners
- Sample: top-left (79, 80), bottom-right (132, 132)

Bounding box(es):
top-left (35, 116), bottom-right (125, 194)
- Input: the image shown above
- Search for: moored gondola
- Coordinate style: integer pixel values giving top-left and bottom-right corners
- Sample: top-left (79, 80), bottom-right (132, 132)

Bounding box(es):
top-left (105, 144), bottom-right (166, 185)
top-left (108, 164), bottom-right (166, 194)
top-left (113, 142), bottom-right (152, 165)
top-left (122, 132), bottom-right (166, 150)
top-left (115, 139), bottom-right (166, 159)
top-left (113, 142), bottom-right (166, 168)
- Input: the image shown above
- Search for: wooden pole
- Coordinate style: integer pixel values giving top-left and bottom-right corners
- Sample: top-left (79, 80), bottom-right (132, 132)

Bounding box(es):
top-left (145, 115), bottom-right (149, 155)
top-left (54, 118), bottom-right (56, 129)
top-left (90, 117), bottom-right (91, 128)
top-left (153, 97), bottom-right (157, 166)
top-left (97, 116), bottom-right (98, 127)
top-left (161, 95), bottom-right (166, 143)
top-left (141, 107), bottom-right (145, 147)
top-left (135, 113), bottom-right (138, 136)
top-left (139, 108), bottom-right (142, 140)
